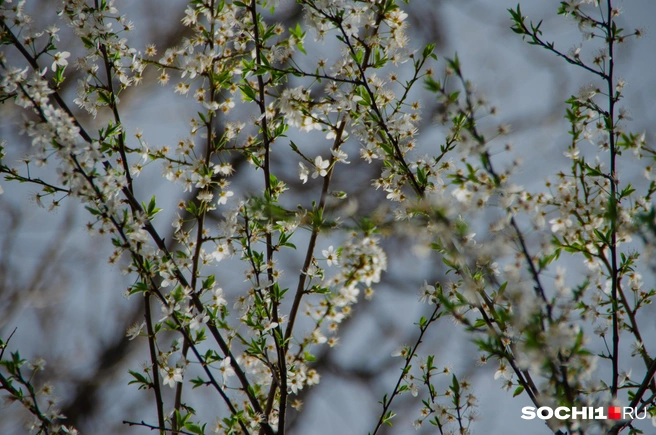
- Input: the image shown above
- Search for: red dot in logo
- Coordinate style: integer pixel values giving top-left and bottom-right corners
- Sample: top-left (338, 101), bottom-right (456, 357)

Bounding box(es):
top-left (608, 406), bottom-right (622, 420)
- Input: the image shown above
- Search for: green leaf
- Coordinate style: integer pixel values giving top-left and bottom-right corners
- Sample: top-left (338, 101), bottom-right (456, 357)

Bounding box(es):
top-left (128, 370), bottom-right (149, 389)
top-left (239, 84), bottom-right (257, 102)
top-left (143, 195), bottom-right (161, 218)
top-left (423, 43), bottom-right (435, 59)
top-left (383, 410), bottom-right (396, 426)
top-left (451, 374), bottom-right (460, 394)
top-left (190, 376), bottom-right (207, 389)
top-left (184, 422), bottom-right (204, 435)
top-left (424, 76), bottom-right (441, 93)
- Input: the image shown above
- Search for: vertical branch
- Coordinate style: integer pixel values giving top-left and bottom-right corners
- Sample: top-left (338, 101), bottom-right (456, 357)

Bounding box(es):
top-left (94, 0), bottom-right (134, 195)
top-left (247, 0), bottom-right (288, 431)
top-left (177, 0), bottom-right (219, 424)
top-left (144, 294), bottom-right (166, 435)
top-left (283, 120), bottom-right (346, 347)
top-left (605, 0), bottom-right (620, 399)
top-left (172, 338), bottom-right (189, 432)
top-left (371, 304), bottom-right (441, 435)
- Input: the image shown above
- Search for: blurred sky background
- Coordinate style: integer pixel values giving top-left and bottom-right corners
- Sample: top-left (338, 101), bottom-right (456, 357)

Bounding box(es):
top-left (1, 0), bottom-right (656, 434)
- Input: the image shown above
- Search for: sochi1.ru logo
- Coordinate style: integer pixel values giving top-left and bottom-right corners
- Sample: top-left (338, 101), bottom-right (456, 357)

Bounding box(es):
top-left (521, 406), bottom-right (648, 420)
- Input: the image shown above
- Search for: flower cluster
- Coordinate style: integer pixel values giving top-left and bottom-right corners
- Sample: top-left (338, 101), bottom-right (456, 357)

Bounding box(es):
top-left (2, 0), bottom-right (655, 434)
